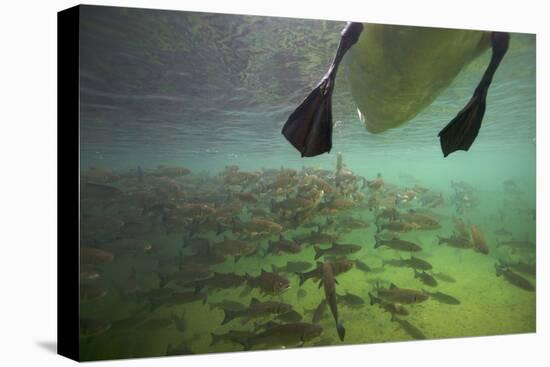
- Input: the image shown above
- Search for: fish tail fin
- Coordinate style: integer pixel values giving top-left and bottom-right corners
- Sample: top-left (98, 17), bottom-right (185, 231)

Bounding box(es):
top-left (267, 241), bottom-right (275, 254)
top-left (495, 263), bottom-right (503, 277)
top-left (296, 272), bottom-right (306, 287)
top-left (111, 283), bottom-right (128, 303)
top-left (181, 235), bottom-right (189, 249)
top-left (193, 284), bottom-right (204, 295)
top-left (216, 222), bottom-right (225, 236)
top-left (178, 250), bottom-right (184, 271)
top-left (313, 245), bottom-right (323, 260)
top-left (244, 273), bottom-right (256, 288)
top-left (336, 320), bottom-right (346, 341)
top-left (374, 235), bottom-right (381, 248)
top-left (149, 296), bottom-right (160, 312)
top-left (237, 338), bottom-right (251, 351)
top-left (158, 273), bottom-right (168, 288)
top-left (374, 281), bottom-right (381, 294)
top-left (210, 333), bottom-right (220, 346)
top-left (438, 32), bottom-right (509, 157)
top-left (221, 308), bottom-right (238, 326)
top-left (171, 313), bottom-right (180, 323)
top-left (165, 344), bottom-right (173, 355)
top-left (188, 222), bottom-right (197, 238)
top-left (375, 216), bottom-right (382, 234)
top-left (368, 292), bottom-right (379, 306)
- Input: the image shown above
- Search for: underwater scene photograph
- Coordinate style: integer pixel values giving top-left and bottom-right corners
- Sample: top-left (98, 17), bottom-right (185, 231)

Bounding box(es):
top-left (77, 5), bottom-right (536, 361)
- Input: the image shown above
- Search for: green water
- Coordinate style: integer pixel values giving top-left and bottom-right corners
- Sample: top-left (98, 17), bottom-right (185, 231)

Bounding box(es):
top-left (77, 5), bottom-right (536, 361)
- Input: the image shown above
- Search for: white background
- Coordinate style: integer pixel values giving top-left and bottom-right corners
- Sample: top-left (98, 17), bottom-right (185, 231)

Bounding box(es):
top-left (0, 0), bottom-right (547, 366)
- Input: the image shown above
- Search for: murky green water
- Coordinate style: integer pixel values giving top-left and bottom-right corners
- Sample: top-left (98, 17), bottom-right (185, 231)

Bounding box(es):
top-left (77, 5), bottom-right (535, 361)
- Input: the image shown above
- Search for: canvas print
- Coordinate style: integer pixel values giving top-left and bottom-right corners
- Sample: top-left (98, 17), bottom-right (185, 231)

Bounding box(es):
top-left (70, 4), bottom-right (535, 361)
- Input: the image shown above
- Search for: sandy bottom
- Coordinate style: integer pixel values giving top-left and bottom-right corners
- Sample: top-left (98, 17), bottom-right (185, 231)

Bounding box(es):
top-left (79, 208), bottom-right (535, 360)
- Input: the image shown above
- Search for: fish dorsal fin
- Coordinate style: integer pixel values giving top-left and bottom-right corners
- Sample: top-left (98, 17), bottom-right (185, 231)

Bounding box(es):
top-left (392, 237), bottom-right (399, 241)
top-left (390, 283), bottom-right (398, 289)
top-left (250, 297), bottom-right (260, 305)
top-left (261, 269), bottom-right (266, 274)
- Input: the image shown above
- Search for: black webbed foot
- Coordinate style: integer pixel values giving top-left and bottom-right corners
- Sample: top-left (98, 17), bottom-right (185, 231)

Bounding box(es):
top-left (439, 32), bottom-right (510, 157)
